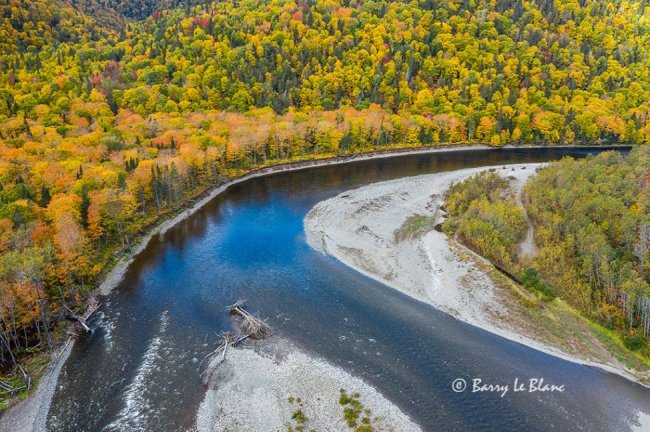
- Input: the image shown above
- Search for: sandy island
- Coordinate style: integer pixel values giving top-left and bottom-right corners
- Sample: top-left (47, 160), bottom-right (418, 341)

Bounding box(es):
top-left (304, 163), bottom-right (649, 386)
top-left (193, 340), bottom-right (420, 432)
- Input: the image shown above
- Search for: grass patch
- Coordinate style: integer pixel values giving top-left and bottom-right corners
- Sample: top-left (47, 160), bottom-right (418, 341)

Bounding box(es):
top-left (339, 389), bottom-right (375, 431)
top-left (557, 301), bottom-right (650, 374)
top-left (286, 395), bottom-right (313, 432)
top-left (394, 214), bottom-right (435, 242)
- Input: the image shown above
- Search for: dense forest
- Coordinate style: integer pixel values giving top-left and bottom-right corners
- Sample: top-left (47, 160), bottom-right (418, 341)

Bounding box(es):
top-left (525, 148), bottom-right (649, 348)
top-left (444, 147), bottom-right (650, 356)
top-left (0, 0), bottom-right (649, 394)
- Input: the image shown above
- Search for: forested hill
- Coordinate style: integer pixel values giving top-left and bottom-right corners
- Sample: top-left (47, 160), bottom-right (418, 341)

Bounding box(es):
top-left (443, 147), bottom-right (650, 358)
top-left (0, 0), bottom-right (649, 391)
top-left (2, 0), bottom-right (650, 143)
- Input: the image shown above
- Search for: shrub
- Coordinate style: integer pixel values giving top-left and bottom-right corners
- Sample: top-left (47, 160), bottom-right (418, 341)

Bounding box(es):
top-left (520, 267), bottom-right (554, 300)
top-left (622, 334), bottom-right (646, 351)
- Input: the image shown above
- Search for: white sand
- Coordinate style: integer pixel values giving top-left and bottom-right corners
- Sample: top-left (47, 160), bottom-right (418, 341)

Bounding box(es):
top-left (305, 164), bottom-right (539, 325)
top-left (193, 340), bottom-right (420, 432)
top-left (304, 164), bottom-right (648, 385)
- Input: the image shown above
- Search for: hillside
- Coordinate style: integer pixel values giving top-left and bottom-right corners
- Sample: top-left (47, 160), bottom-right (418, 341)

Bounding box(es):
top-left (2, 0), bottom-right (650, 143)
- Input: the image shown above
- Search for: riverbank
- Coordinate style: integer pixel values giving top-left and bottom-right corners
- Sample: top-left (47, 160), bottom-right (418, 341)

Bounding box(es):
top-left (0, 341), bottom-right (72, 432)
top-left (194, 339), bottom-right (420, 432)
top-left (99, 142), bottom-right (629, 297)
top-left (304, 163), bottom-right (650, 387)
top-left (100, 144), bottom-right (499, 297)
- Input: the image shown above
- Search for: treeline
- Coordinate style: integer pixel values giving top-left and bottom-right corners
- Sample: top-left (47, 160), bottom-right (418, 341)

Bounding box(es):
top-left (443, 147), bottom-right (650, 355)
top-left (0, 105), bottom-right (440, 375)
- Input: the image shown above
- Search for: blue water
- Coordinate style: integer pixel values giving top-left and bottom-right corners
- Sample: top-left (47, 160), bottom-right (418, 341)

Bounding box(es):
top-left (45, 147), bottom-right (650, 432)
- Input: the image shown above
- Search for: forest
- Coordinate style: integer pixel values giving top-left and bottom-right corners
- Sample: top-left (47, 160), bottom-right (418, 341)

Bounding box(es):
top-left (443, 170), bottom-right (527, 269)
top-left (0, 0), bottom-right (649, 394)
top-left (444, 147), bottom-right (650, 357)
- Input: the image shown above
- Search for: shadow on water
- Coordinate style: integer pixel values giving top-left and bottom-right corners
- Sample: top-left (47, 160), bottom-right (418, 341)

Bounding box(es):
top-left (46, 147), bottom-right (650, 432)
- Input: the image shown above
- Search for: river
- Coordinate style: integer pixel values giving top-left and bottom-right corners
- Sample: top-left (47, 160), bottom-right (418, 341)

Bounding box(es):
top-left (45, 146), bottom-right (650, 432)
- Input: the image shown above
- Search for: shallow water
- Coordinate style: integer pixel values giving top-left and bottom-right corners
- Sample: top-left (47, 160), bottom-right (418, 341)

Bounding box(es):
top-left (45, 147), bottom-right (650, 432)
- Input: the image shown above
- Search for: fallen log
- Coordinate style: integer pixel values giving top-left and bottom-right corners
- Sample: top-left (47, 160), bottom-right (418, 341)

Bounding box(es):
top-left (200, 332), bottom-right (251, 385)
top-left (0, 365), bottom-right (30, 394)
top-left (81, 298), bottom-right (100, 322)
top-left (0, 385), bottom-right (26, 395)
top-left (200, 300), bottom-right (271, 385)
top-left (64, 298), bottom-right (100, 334)
top-left (228, 300), bottom-right (271, 339)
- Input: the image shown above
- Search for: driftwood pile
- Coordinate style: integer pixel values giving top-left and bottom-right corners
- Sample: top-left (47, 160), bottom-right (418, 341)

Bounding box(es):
top-left (0, 364), bottom-right (31, 396)
top-left (228, 300), bottom-right (271, 339)
top-left (200, 300), bottom-right (271, 385)
top-left (65, 298), bottom-right (100, 336)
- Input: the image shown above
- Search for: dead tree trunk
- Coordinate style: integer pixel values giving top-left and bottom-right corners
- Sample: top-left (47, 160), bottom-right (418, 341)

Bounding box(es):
top-left (228, 300), bottom-right (271, 339)
top-left (200, 300), bottom-right (271, 385)
top-left (64, 298), bottom-right (100, 334)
